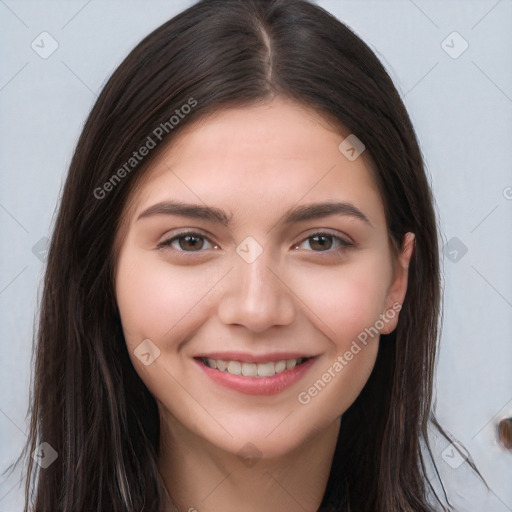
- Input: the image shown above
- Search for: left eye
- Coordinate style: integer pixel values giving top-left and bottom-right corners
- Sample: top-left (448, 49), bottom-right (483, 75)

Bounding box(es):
top-left (158, 232), bottom-right (215, 252)
top-left (294, 233), bottom-right (353, 252)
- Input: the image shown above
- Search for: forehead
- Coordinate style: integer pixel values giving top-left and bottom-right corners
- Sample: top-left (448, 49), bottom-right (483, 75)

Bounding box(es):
top-left (119, 98), bottom-right (385, 232)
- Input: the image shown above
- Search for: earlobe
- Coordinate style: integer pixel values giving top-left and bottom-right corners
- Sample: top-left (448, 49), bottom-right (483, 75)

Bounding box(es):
top-left (380, 232), bottom-right (415, 335)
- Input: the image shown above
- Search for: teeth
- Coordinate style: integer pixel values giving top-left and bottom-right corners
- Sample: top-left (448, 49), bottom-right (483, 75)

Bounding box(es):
top-left (241, 363), bottom-right (258, 377)
top-left (227, 361), bottom-right (241, 375)
top-left (201, 357), bottom-right (306, 377)
top-left (275, 360), bottom-right (286, 373)
top-left (286, 359), bottom-right (296, 370)
top-left (257, 362), bottom-right (275, 377)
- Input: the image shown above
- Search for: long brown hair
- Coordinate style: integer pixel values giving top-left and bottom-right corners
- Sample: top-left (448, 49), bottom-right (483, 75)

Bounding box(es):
top-left (18, 0), bottom-right (459, 509)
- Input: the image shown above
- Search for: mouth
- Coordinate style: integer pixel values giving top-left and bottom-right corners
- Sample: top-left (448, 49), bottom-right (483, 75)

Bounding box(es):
top-left (194, 354), bottom-right (317, 395)
top-left (196, 356), bottom-right (311, 377)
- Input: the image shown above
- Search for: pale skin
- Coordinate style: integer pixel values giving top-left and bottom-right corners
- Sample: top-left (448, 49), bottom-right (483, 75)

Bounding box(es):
top-left (114, 97), bottom-right (415, 512)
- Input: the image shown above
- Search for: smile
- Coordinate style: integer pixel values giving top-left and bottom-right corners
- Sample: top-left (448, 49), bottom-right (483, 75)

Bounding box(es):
top-left (199, 357), bottom-right (308, 377)
top-left (194, 355), bottom-right (317, 395)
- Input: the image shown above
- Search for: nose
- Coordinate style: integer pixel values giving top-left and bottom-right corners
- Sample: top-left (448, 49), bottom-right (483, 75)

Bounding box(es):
top-left (217, 249), bottom-right (296, 333)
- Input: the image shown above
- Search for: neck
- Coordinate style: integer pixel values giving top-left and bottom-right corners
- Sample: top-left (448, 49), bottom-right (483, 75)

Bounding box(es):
top-left (157, 413), bottom-right (341, 512)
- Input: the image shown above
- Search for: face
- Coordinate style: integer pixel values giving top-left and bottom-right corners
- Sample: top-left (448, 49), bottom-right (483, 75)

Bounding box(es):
top-left (114, 97), bottom-right (414, 460)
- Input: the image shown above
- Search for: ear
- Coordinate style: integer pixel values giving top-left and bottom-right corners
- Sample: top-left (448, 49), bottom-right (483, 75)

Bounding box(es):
top-left (380, 232), bottom-right (415, 335)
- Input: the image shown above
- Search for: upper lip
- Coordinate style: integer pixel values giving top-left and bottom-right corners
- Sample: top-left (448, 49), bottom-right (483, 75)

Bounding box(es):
top-left (195, 352), bottom-right (316, 363)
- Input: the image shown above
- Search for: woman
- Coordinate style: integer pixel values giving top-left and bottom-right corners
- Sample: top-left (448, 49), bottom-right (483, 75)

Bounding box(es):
top-left (20, 0), bottom-right (470, 510)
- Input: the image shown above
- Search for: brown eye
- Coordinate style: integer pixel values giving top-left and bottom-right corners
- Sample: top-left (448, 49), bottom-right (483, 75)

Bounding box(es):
top-left (158, 232), bottom-right (216, 252)
top-left (309, 234), bottom-right (334, 251)
top-left (177, 234), bottom-right (205, 251)
top-left (295, 232), bottom-right (353, 253)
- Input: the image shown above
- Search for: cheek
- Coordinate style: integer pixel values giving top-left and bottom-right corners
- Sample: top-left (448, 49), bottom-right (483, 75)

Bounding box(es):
top-left (115, 250), bottom-right (212, 348)
top-left (288, 255), bottom-right (392, 411)
top-left (289, 255), bottom-right (392, 347)
top-left (290, 266), bottom-right (387, 422)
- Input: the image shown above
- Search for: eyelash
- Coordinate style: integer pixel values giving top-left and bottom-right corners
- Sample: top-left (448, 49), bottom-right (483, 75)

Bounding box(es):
top-left (157, 230), bottom-right (354, 256)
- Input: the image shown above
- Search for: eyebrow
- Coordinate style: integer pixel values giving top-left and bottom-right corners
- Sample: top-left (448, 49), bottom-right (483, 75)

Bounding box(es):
top-left (137, 200), bottom-right (371, 227)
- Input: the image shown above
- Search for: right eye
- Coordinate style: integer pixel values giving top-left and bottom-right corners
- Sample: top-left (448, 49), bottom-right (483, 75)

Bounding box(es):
top-left (157, 231), bottom-right (219, 253)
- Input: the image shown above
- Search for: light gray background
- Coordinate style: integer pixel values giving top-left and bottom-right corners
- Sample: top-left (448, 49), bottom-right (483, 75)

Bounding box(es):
top-left (1, 1), bottom-right (511, 510)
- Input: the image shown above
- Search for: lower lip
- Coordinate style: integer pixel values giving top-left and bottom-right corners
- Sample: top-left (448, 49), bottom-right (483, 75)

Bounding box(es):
top-left (195, 357), bottom-right (317, 395)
